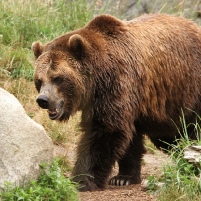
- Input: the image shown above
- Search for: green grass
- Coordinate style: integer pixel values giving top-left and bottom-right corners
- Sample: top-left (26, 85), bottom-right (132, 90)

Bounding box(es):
top-left (0, 0), bottom-right (97, 80)
top-left (147, 112), bottom-right (201, 200)
top-left (0, 159), bottom-right (79, 201)
top-left (40, 112), bottom-right (81, 145)
top-left (0, 43), bottom-right (33, 79)
top-left (0, 0), bottom-right (95, 47)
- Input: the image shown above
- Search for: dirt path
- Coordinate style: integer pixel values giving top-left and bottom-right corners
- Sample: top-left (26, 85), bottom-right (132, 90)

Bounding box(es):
top-left (79, 153), bottom-right (168, 201)
top-left (80, 184), bottom-right (156, 201)
top-left (54, 145), bottom-right (169, 201)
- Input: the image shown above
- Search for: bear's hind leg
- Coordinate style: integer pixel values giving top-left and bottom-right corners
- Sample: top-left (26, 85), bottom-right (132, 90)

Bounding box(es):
top-left (109, 133), bottom-right (145, 186)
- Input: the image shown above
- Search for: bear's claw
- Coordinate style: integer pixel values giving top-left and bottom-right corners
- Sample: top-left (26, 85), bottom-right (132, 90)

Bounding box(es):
top-left (109, 175), bottom-right (141, 186)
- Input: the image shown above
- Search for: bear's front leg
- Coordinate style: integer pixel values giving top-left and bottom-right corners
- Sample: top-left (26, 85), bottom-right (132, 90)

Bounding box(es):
top-left (71, 129), bottom-right (131, 191)
top-left (108, 133), bottom-right (145, 186)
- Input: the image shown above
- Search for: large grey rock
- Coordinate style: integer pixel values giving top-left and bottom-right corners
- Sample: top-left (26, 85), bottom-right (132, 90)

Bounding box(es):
top-left (0, 87), bottom-right (54, 187)
top-left (93, 0), bottom-right (201, 22)
top-left (118, 0), bottom-right (201, 20)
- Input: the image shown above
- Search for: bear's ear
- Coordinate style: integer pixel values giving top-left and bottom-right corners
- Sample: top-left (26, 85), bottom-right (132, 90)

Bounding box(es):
top-left (88, 15), bottom-right (125, 35)
top-left (31, 42), bottom-right (43, 58)
top-left (68, 34), bottom-right (86, 59)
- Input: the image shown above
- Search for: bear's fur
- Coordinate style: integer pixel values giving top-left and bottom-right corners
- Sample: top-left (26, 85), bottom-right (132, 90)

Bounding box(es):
top-left (32, 14), bottom-right (201, 191)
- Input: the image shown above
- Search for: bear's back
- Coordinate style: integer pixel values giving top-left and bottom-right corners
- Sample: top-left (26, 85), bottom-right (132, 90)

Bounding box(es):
top-left (118, 14), bottom-right (201, 121)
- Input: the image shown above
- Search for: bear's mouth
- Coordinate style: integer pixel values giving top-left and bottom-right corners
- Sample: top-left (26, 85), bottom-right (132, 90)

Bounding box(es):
top-left (47, 100), bottom-right (64, 120)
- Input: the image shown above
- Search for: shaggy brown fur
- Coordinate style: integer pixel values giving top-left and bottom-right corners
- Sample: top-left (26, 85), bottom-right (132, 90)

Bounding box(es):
top-left (32, 14), bottom-right (201, 191)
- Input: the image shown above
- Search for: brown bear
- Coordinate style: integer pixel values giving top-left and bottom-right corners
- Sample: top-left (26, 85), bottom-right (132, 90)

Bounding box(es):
top-left (32, 13), bottom-right (201, 191)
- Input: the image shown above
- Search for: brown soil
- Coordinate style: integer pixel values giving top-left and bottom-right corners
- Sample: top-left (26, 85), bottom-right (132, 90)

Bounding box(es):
top-left (79, 153), bottom-right (168, 201)
top-left (54, 145), bottom-right (169, 201)
top-left (80, 184), bottom-right (156, 201)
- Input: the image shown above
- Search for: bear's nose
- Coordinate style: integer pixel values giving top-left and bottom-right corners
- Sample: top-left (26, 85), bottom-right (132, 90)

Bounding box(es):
top-left (36, 95), bottom-right (49, 109)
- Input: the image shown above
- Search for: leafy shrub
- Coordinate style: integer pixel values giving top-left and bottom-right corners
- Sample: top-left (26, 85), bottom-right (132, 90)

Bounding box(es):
top-left (0, 159), bottom-right (79, 201)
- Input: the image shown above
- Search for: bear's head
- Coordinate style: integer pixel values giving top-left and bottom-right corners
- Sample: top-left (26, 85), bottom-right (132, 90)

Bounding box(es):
top-left (32, 34), bottom-right (90, 121)
top-left (32, 15), bottom-right (125, 121)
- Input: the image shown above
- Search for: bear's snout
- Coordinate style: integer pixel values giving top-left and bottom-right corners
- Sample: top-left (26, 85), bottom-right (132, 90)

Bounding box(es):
top-left (36, 95), bottom-right (49, 109)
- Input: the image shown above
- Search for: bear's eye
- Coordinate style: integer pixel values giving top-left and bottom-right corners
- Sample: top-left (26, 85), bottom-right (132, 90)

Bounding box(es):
top-left (35, 79), bottom-right (42, 92)
top-left (53, 76), bottom-right (63, 84)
